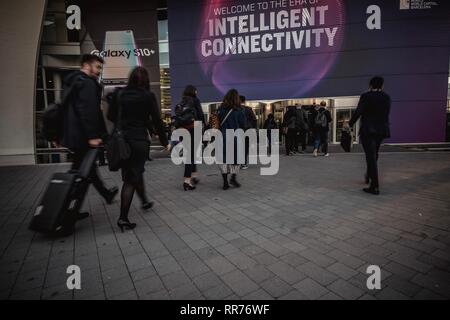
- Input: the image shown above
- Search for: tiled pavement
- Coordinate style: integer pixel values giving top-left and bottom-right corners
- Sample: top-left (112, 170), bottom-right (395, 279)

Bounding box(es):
top-left (0, 151), bottom-right (449, 300)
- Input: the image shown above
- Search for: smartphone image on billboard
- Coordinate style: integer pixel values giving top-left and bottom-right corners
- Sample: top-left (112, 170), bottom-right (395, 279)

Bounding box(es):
top-left (100, 30), bottom-right (141, 84)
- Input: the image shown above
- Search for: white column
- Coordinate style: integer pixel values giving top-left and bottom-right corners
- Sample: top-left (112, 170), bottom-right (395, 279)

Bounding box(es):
top-left (0, 0), bottom-right (46, 165)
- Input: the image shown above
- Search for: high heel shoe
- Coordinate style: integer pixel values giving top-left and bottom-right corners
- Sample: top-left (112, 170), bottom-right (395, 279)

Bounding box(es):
top-left (141, 201), bottom-right (154, 210)
top-left (183, 182), bottom-right (196, 191)
top-left (117, 219), bottom-right (137, 232)
top-left (192, 177), bottom-right (200, 185)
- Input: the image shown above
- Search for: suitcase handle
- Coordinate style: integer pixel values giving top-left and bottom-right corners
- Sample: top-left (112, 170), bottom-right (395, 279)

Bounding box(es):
top-left (78, 148), bottom-right (98, 179)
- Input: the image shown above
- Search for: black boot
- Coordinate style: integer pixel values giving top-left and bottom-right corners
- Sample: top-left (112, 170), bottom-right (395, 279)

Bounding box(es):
top-left (77, 212), bottom-right (90, 221)
top-left (363, 187), bottom-right (380, 195)
top-left (222, 174), bottom-right (229, 190)
top-left (230, 174), bottom-right (241, 188)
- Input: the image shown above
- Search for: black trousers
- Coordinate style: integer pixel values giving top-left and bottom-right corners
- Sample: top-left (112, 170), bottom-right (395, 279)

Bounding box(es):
top-left (184, 129), bottom-right (198, 178)
top-left (297, 129), bottom-right (307, 151)
top-left (98, 147), bottom-right (106, 165)
top-left (72, 149), bottom-right (109, 199)
top-left (285, 129), bottom-right (297, 154)
top-left (361, 134), bottom-right (383, 189)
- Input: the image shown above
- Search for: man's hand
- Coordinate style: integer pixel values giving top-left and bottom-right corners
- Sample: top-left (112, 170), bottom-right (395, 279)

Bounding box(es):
top-left (164, 144), bottom-right (172, 152)
top-left (51, 141), bottom-right (61, 148)
top-left (343, 122), bottom-right (350, 130)
top-left (88, 138), bottom-right (103, 147)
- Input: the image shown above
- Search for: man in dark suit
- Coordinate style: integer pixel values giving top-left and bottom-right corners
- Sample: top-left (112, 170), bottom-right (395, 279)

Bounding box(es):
top-left (347, 76), bottom-right (391, 195)
top-left (61, 54), bottom-right (118, 217)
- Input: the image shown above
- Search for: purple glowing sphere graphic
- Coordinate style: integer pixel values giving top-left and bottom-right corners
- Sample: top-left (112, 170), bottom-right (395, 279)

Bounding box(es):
top-left (196, 0), bottom-right (346, 99)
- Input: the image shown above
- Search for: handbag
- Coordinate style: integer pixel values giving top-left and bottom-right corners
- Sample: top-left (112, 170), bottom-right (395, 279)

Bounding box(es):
top-left (105, 90), bottom-right (131, 171)
top-left (209, 112), bottom-right (220, 129)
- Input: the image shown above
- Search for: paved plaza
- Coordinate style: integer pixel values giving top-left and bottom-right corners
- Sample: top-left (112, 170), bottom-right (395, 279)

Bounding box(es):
top-left (0, 150), bottom-right (449, 300)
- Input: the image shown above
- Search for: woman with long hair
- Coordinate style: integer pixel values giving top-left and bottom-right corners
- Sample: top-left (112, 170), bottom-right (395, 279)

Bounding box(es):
top-left (107, 66), bottom-right (169, 232)
top-left (217, 89), bottom-right (246, 190)
top-left (173, 85), bottom-right (206, 191)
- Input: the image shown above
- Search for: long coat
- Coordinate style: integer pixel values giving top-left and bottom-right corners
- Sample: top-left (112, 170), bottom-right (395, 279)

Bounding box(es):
top-left (107, 87), bottom-right (168, 146)
top-left (217, 105), bottom-right (246, 165)
top-left (349, 90), bottom-right (391, 138)
top-left (61, 70), bottom-right (107, 151)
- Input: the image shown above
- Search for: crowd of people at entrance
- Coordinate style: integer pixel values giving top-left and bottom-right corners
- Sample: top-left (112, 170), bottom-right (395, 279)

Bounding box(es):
top-left (39, 54), bottom-right (391, 235)
top-left (281, 101), bottom-right (332, 157)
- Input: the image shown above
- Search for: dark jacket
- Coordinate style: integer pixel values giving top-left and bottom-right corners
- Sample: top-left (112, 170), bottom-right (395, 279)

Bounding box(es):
top-left (295, 108), bottom-right (308, 131)
top-left (61, 70), bottom-right (107, 151)
top-left (172, 96), bottom-right (206, 127)
top-left (263, 118), bottom-right (278, 131)
top-left (107, 87), bottom-right (168, 146)
top-left (349, 90), bottom-right (391, 138)
top-left (314, 107), bottom-right (332, 132)
top-left (191, 96), bottom-right (207, 126)
top-left (218, 105), bottom-right (246, 164)
top-left (242, 106), bottom-right (257, 129)
top-left (282, 107), bottom-right (297, 129)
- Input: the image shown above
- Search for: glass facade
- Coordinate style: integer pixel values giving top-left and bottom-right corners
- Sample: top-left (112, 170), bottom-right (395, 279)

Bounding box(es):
top-left (158, 9), bottom-right (172, 123)
top-left (35, 0), bottom-right (80, 163)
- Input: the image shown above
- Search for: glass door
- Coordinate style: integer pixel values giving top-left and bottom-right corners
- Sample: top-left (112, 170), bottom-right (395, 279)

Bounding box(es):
top-left (333, 108), bottom-right (359, 144)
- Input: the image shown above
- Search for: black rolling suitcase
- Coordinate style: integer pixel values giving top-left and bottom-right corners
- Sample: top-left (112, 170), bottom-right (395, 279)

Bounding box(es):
top-left (29, 148), bottom-right (98, 236)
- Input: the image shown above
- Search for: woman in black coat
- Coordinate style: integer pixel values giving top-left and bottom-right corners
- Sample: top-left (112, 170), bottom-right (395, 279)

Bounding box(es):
top-left (174, 85), bottom-right (206, 191)
top-left (217, 89), bottom-right (246, 190)
top-left (107, 66), bottom-right (169, 232)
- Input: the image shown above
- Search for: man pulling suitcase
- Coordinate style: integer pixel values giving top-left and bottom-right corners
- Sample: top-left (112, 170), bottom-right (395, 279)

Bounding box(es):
top-left (30, 148), bottom-right (100, 236)
top-left (32, 54), bottom-right (119, 236)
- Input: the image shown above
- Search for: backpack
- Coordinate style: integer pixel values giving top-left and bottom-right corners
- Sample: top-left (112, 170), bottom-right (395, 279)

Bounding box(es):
top-left (315, 111), bottom-right (328, 128)
top-left (42, 76), bottom-right (82, 142)
top-left (173, 99), bottom-right (197, 128)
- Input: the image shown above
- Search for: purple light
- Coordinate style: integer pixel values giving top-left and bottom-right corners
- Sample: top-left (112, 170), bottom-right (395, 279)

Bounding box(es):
top-left (196, 0), bottom-right (346, 98)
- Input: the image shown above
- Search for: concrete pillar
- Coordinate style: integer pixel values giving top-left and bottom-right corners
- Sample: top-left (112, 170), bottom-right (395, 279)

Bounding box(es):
top-left (0, 0), bottom-right (46, 165)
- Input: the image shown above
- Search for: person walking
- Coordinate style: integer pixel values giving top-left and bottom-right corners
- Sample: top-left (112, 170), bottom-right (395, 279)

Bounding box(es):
top-left (312, 101), bottom-right (332, 157)
top-left (107, 66), bottom-right (170, 231)
top-left (263, 113), bottom-right (278, 155)
top-left (347, 76), bottom-right (391, 195)
top-left (282, 106), bottom-right (298, 155)
top-left (295, 105), bottom-right (309, 153)
top-left (218, 89), bottom-right (246, 190)
top-left (173, 85), bottom-right (206, 190)
top-left (240, 95), bottom-right (257, 169)
top-left (60, 54), bottom-right (119, 220)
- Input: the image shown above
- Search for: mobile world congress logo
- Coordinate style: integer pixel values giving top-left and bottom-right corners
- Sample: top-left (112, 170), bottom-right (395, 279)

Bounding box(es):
top-left (400, 0), bottom-right (439, 10)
